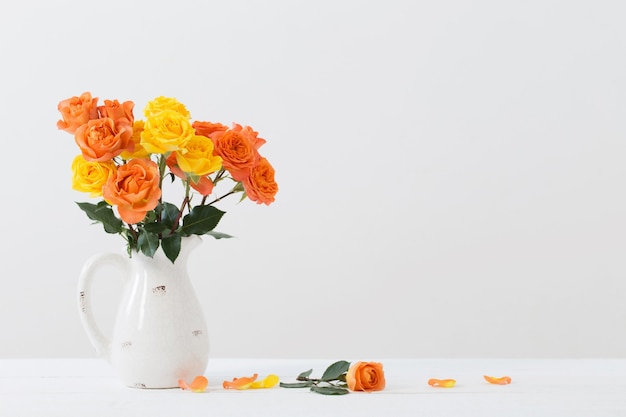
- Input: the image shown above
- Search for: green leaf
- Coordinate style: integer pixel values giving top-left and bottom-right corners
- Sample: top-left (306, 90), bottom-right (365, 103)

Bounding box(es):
top-left (297, 369), bottom-right (313, 381)
top-left (188, 173), bottom-right (201, 184)
top-left (161, 233), bottom-right (181, 263)
top-left (138, 230), bottom-right (159, 258)
top-left (161, 202), bottom-right (181, 230)
top-left (76, 202), bottom-right (99, 219)
top-left (205, 230), bottom-right (234, 239)
top-left (143, 210), bottom-right (157, 223)
top-left (180, 205), bottom-right (225, 236)
top-left (232, 182), bottom-right (245, 193)
top-left (311, 386), bottom-right (349, 395)
top-left (279, 381), bottom-right (314, 388)
top-left (76, 202), bottom-right (123, 234)
top-left (321, 360), bottom-right (350, 382)
top-left (143, 222), bottom-right (168, 234)
top-left (122, 229), bottom-right (136, 254)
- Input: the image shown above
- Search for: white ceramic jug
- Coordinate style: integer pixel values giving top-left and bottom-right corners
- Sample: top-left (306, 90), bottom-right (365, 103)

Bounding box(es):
top-left (77, 235), bottom-right (209, 388)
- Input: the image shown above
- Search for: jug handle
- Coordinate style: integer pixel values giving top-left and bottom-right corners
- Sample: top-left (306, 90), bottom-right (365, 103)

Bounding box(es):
top-left (77, 252), bottom-right (127, 362)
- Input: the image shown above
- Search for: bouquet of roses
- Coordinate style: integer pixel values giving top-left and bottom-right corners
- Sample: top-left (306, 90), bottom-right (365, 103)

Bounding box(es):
top-left (57, 92), bottom-right (278, 263)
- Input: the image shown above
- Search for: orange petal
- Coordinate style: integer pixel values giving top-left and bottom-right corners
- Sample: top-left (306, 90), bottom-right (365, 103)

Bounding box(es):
top-left (223, 373), bottom-right (259, 390)
top-left (428, 378), bottom-right (456, 388)
top-left (178, 376), bottom-right (208, 392)
top-left (483, 375), bottom-right (511, 385)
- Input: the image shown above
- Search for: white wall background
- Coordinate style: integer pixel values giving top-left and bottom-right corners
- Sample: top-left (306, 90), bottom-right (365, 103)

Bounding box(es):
top-left (0, 0), bottom-right (624, 359)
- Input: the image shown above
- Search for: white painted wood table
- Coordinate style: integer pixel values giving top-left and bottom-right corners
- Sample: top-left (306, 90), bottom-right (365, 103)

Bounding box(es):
top-left (1, 358), bottom-right (624, 416)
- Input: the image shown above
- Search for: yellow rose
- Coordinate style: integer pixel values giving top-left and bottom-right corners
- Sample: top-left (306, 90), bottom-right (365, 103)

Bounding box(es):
top-left (175, 134), bottom-right (223, 176)
top-left (120, 120), bottom-right (150, 160)
top-left (140, 109), bottom-right (194, 154)
top-left (143, 96), bottom-right (190, 118)
top-left (71, 155), bottom-right (117, 197)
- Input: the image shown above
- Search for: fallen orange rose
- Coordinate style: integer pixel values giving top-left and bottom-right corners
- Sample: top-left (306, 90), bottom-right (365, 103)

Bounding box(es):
top-left (223, 374), bottom-right (279, 390)
top-left (178, 376), bottom-right (208, 393)
top-left (428, 378), bottom-right (456, 388)
top-left (346, 362), bottom-right (386, 392)
top-left (483, 375), bottom-right (511, 385)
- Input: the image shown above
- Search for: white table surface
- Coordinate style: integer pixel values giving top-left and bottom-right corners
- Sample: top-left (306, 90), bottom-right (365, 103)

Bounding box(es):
top-left (1, 358), bottom-right (625, 417)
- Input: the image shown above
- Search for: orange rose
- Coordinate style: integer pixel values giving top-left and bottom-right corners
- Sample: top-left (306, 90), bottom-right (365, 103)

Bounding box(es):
top-left (75, 118), bottom-right (134, 162)
top-left (230, 123), bottom-right (266, 149)
top-left (242, 157), bottom-right (278, 205)
top-left (98, 99), bottom-right (134, 125)
top-left (211, 124), bottom-right (264, 181)
top-left (57, 92), bottom-right (99, 134)
top-left (166, 153), bottom-right (214, 196)
top-left (192, 121), bottom-right (228, 138)
top-left (346, 362), bottom-right (386, 392)
top-left (103, 158), bottom-right (161, 224)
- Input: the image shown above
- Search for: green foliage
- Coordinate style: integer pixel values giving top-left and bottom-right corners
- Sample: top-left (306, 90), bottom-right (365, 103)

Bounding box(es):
top-left (279, 381), bottom-right (314, 388)
top-left (160, 202), bottom-right (180, 231)
top-left (297, 369), bottom-right (313, 380)
top-left (76, 202), bottom-right (123, 234)
top-left (76, 191), bottom-right (236, 264)
top-left (205, 231), bottom-right (234, 239)
top-left (180, 205), bottom-right (225, 236)
top-left (76, 196), bottom-right (233, 263)
top-left (321, 360), bottom-right (350, 382)
top-left (161, 233), bottom-right (182, 264)
top-left (138, 230), bottom-right (159, 258)
top-left (281, 361), bottom-right (351, 395)
top-left (311, 386), bottom-right (350, 395)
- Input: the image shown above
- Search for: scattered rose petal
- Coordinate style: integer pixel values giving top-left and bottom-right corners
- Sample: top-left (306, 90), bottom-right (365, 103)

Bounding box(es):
top-left (178, 376), bottom-right (208, 392)
top-left (250, 374), bottom-right (280, 389)
top-left (428, 378), bottom-right (456, 388)
top-left (483, 375), bottom-right (511, 385)
top-left (223, 373), bottom-right (279, 390)
top-left (223, 374), bottom-right (259, 390)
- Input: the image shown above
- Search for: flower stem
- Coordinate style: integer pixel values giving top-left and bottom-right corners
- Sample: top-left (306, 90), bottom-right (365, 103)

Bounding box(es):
top-left (157, 154), bottom-right (167, 205)
top-left (214, 168), bottom-right (226, 183)
top-left (207, 190), bottom-right (236, 206)
top-left (170, 195), bottom-right (190, 235)
top-left (202, 168), bottom-right (227, 205)
top-left (126, 224), bottom-right (139, 251)
top-left (184, 179), bottom-right (191, 208)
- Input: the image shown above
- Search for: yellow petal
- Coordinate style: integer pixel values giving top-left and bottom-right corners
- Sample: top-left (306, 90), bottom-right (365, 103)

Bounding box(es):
top-left (263, 374), bottom-right (280, 388)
